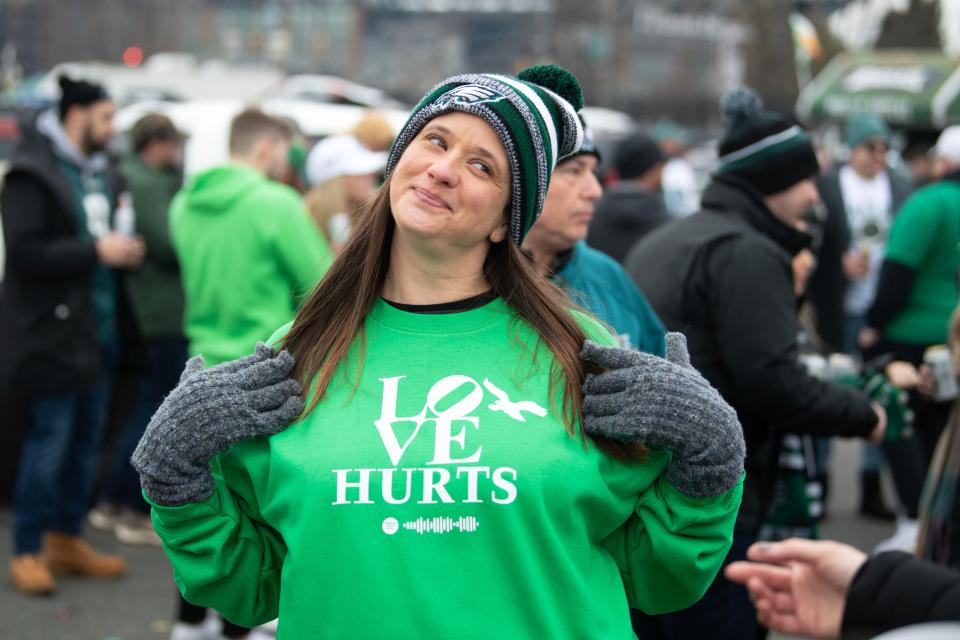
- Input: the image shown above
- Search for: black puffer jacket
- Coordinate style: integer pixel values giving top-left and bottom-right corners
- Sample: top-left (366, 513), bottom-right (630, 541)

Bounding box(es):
top-left (587, 183), bottom-right (670, 263)
top-left (625, 173), bottom-right (877, 532)
top-left (842, 552), bottom-right (960, 637)
top-left (0, 111), bottom-right (140, 393)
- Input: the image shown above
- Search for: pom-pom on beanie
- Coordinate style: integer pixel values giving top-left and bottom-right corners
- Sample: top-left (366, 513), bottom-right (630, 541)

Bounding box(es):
top-left (716, 86), bottom-right (819, 195)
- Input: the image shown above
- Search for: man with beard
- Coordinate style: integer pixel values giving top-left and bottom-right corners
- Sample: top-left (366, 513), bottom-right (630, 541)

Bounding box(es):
top-left (88, 114), bottom-right (187, 547)
top-left (1, 75), bottom-right (144, 595)
top-left (624, 87), bottom-right (885, 639)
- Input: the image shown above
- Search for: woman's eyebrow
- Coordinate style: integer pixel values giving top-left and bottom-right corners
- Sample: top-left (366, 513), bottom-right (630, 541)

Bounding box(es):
top-left (424, 123), bottom-right (506, 172)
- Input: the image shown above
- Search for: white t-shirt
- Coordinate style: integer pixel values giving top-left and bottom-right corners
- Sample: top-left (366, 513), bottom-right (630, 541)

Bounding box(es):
top-left (839, 164), bottom-right (893, 314)
top-left (662, 157), bottom-right (699, 217)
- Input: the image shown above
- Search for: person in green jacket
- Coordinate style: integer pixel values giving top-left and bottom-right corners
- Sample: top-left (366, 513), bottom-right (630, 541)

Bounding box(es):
top-left (523, 115), bottom-right (667, 356)
top-left (133, 66), bottom-right (745, 639)
top-left (170, 108), bottom-right (333, 367)
top-left (862, 125), bottom-right (960, 475)
top-left (89, 114), bottom-right (188, 547)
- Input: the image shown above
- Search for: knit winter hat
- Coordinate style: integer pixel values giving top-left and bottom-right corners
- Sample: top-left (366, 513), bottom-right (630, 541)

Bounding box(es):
top-left (566, 114), bottom-right (601, 163)
top-left (716, 87), bottom-right (819, 195)
top-left (385, 64), bottom-right (584, 245)
top-left (614, 132), bottom-right (665, 180)
top-left (58, 75), bottom-right (110, 120)
top-left (846, 113), bottom-right (891, 149)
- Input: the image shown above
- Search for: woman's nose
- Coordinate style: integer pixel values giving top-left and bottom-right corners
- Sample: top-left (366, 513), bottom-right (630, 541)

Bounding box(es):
top-left (427, 154), bottom-right (459, 187)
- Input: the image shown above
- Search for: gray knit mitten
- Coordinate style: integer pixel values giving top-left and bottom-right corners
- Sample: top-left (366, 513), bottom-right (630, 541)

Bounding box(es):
top-left (131, 342), bottom-right (305, 506)
top-left (580, 333), bottom-right (745, 498)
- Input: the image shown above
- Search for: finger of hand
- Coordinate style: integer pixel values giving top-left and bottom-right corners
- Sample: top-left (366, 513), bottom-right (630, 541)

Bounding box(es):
top-left (247, 378), bottom-right (302, 412)
top-left (580, 341), bottom-right (643, 370)
top-left (238, 349), bottom-right (296, 388)
top-left (257, 395), bottom-right (306, 433)
top-left (726, 562), bottom-right (793, 591)
top-left (756, 610), bottom-right (803, 637)
top-left (582, 367), bottom-right (635, 396)
top-left (746, 576), bottom-right (774, 602)
top-left (769, 588), bottom-right (797, 615)
top-left (215, 342), bottom-right (274, 375)
top-left (581, 389), bottom-right (630, 418)
top-left (665, 333), bottom-right (692, 368)
top-left (179, 356), bottom-right (205, 382)
top-left (580, 413), bottom-right (638, 441)
top-left (747, 538), bottom-right (833, 566)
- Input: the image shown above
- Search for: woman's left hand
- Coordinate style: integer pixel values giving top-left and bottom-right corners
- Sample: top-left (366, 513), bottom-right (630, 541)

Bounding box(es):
top-left (580, 333), bottom-right (745, 498)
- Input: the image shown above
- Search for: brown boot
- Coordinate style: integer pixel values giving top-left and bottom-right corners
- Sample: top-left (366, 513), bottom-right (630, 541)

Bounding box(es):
top-left (45, 532), bottom-right (126, 578)
top-left (10, 554), bottom-right (57, 595)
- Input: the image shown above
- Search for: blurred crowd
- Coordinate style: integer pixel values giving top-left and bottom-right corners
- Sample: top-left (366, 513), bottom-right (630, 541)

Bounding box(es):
top-left (1, 70), bottom-right (960, 640)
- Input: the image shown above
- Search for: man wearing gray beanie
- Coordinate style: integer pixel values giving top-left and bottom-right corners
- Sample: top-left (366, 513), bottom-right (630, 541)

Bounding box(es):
top-left (624, 87), bottom-right (886, 640)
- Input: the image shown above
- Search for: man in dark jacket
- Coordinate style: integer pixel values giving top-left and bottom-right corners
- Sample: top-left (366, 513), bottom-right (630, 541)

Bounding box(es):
top-left (624, 88), bottom-right (884, 639)
top-left (0, 76), bottom-right (144, 595)
top-left (587, 131), bottom-right (669, 263)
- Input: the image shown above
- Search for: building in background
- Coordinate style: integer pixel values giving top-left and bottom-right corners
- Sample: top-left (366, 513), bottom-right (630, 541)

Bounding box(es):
top-left (1, 0), bottom-right (757, 131)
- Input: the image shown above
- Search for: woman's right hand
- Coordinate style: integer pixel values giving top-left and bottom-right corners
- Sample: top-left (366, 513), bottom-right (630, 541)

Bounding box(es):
top-left (131, 342), bottom-right (305, 506)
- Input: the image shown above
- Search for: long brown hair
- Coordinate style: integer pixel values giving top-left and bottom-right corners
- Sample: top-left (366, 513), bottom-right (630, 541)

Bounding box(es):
top-left (282, 176), bottom-right (645, 463)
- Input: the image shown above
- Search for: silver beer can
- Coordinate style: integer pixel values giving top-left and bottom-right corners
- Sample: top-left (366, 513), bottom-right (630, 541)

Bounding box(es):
top-left (924, 345), bottom-right (959, 403)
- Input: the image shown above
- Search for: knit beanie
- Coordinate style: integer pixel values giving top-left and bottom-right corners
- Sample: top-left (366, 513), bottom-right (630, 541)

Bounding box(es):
top-left (385, 64), bottom-right (584, 245)
top-left (58, 75), bottom-right (110, 120)
top-left (845, 112), bottom-right (891, 148)
top-left (614, 132), bottom-right (665, 180)
top-left (563, 114), bottom-right (600, 163)
top-left (715, 87), bottom-right (819, 195)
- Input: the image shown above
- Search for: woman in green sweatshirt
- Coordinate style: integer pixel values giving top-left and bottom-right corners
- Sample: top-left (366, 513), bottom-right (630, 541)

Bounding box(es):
top-left (133, 66), bottom-right (745, 639)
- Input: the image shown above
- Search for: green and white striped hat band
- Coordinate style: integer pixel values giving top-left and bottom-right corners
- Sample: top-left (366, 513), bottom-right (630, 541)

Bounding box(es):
top-left (717, 125), bottom-right (809, 172)
top-left (386, 65), bottom-right (584, 245)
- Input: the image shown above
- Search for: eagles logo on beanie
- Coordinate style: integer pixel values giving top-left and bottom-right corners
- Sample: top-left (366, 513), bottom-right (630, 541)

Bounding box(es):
top-left (716, 87), bottom-right (819, 195)
top-left (386, 64), bottom-right (584, 246)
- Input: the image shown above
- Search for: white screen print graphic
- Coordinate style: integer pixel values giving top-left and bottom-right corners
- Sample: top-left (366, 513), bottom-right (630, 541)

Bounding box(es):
top-left (332, 375), bottom-right (547, 534)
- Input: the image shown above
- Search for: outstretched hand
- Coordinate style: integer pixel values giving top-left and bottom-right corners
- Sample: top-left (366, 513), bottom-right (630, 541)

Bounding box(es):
top-left (725, 538), bottom-right (867, 639)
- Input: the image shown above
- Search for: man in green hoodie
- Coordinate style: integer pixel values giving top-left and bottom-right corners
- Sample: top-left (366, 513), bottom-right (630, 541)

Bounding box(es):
top-left (170, 108), bottom-right (332, 367)
top-left (168, 107), bottom-right (332, 640)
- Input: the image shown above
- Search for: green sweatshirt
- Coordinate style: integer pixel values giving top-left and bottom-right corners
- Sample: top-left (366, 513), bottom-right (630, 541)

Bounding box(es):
top-left (149, 299), bottom-right (742, 639)
top-left (170, 164), bottom-right (332, 365)
top-left (883, 178), bottom-right (960, 346)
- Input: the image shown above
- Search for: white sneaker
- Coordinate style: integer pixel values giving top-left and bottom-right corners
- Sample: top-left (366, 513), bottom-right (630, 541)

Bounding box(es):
top-left (88, 503), bottom-right (125, 532)
top-left (114, 514), bottom-right (163, 547)
top-left (874, 517), bottom-right (920, 554)
top-left (170, 622), bottom-right (218, 640)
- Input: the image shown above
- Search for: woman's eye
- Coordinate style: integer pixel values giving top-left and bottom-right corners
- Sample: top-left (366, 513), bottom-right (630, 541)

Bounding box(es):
top-left (425, 135), bottom-right (446, 149)
top-left (470, 161), bottom-right (491, 175)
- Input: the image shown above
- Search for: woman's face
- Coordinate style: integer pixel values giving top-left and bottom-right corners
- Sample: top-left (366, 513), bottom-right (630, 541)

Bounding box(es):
top-left (389, 112), bottom-right (510, 252)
